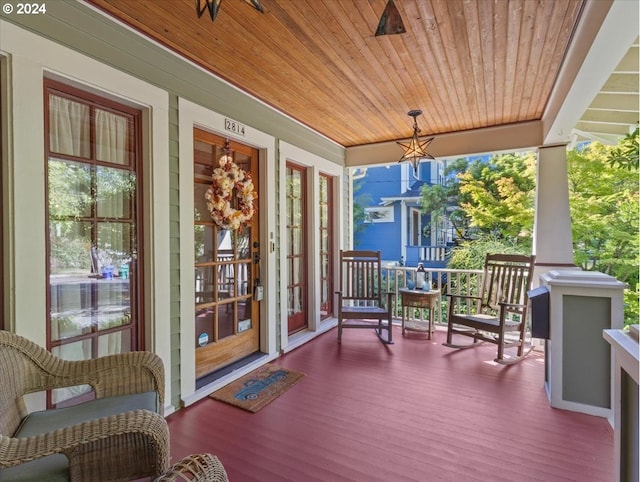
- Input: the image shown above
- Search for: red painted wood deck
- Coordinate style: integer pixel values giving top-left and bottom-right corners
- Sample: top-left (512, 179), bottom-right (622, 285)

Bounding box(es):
top-left (166, 327), bottom-right (613, 481)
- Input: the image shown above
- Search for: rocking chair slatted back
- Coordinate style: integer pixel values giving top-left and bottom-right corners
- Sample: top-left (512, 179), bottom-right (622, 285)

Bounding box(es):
top-left (480, 254), bottom-right (533, 313)
top-left (341, 251), bottom-right (382, 303)
top-left (336, 250), bottom-right (394, 344)
top-left (444, 253), bottom-right (536, 364)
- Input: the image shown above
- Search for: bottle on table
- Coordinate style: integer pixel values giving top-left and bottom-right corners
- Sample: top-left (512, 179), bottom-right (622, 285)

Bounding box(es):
top-left (416, 263), bottom-right (426, 290)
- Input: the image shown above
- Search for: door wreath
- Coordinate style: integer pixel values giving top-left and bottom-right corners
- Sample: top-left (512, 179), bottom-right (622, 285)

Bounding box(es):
top-left (205, 154), bottom-right (256, 231)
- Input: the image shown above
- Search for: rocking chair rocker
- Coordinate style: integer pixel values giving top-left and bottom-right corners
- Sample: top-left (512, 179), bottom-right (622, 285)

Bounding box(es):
top-left (443, 253), bottom-right (536, 364)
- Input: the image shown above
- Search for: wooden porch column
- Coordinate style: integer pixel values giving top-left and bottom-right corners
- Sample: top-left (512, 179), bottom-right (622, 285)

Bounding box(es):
top-left (532, 144), bottom-right (575, 286)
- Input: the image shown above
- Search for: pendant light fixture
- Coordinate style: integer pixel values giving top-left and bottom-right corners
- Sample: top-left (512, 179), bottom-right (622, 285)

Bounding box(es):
top-left (397, 109), bottom-right (435, 175)
top-left (196, 0), bottom-right (264, 23)
top-left (375, 0), bottom-right (406, 36)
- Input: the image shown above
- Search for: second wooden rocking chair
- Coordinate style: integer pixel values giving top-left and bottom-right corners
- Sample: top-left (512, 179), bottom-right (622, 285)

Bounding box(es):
top-left (443, 253), bottom-right (536, 364)
top-left (336, 250), bottom-right (394, 344)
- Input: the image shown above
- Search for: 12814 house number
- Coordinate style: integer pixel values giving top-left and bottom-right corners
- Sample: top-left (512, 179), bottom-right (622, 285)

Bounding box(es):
top-left (225, 118), bottom-right (245, 136)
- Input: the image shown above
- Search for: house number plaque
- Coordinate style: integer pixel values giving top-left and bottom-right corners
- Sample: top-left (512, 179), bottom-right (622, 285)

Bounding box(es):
top-left (224, 118), bottom-right (246, 136)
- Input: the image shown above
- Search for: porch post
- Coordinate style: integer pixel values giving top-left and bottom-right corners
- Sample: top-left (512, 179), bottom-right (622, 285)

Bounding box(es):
top-left (532, 144), bottom-right (575, 286)
top-left (400, 201), bottom-right (408, 264)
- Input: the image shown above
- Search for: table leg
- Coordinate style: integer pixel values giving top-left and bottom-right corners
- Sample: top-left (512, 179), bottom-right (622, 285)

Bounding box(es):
top-left (428, 307), bottom-right (434, 339)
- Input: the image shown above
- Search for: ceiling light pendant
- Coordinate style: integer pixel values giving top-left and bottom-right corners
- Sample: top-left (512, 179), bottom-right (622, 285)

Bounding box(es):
top-left (397, 110), bottom-right (435, 175)
top-left (196, 0), bottom-right (221, 22)
top-left (375, 0), bottom-right (406, 36)
top-left (196, 0), bottom-right (264, 23)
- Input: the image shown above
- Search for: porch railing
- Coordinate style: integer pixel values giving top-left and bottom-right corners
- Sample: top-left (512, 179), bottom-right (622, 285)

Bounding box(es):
top-left (403, 244), bottom-right (450, 267)
top-left (381, 266), bottom-right (484, 325)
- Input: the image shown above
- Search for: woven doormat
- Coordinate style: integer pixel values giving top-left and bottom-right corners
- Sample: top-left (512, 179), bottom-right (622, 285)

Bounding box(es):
top-left (210, 364), bottom-right (305, 413)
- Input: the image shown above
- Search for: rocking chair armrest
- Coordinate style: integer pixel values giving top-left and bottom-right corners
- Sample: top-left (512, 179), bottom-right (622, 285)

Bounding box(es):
top-left (498, 301), bottom-right (527, 311)
top-left (446, 293), bottom-right (482, 302)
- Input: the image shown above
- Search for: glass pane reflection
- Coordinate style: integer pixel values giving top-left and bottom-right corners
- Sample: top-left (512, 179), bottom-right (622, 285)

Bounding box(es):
top-left (96, 166), bottom-right (134, 219)
top-left (217, 303), bottom-right (234, 339)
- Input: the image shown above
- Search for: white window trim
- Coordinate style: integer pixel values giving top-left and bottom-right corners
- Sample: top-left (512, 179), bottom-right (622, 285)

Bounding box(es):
top-left (410, 207), bottom-right (422, 246)
top-left (278, 141), bottom-right (343, 353)
top-left (0, 21), bottom-right (172, 412)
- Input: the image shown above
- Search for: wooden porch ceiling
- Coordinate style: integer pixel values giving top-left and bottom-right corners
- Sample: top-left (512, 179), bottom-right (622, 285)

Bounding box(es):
top-left (87, 0), bottom-right (638, 155)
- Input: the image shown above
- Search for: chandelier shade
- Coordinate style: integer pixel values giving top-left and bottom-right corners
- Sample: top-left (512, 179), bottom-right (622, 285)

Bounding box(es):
top-left (397, 109), bottom-right (435, 175)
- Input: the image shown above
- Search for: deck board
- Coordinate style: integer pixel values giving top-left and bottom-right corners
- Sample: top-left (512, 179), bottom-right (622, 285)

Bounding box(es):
top-left (166, 327), bottom-right (613, 481)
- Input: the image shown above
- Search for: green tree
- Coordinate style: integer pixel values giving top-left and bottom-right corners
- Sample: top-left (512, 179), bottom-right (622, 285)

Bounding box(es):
top-left (568, 136), bottom-right (639, 288)
top-left (458, 153), bottom-right (536, 242)
top-left (421, 153), bottom-right (536, 246)
top-left (432, 133), bottom-right (638, 324)
top-left (420, 158), bottom-right (471, 240)
top-left (606, 127), bottom-right (639, 171)
top-left (448, 233), bottom-right (527, 269)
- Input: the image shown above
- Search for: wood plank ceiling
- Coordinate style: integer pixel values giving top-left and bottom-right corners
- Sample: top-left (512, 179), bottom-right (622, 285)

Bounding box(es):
top-left (86, 0), bottom-right (634, 149)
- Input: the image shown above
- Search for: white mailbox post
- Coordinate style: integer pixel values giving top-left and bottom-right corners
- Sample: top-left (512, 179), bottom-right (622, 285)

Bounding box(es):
top-left (540, 270), bottom-right (626, 420)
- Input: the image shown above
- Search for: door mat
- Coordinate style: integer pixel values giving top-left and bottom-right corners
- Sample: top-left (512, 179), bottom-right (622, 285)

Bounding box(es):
top-left (210, 364), bottom-right (305, 413)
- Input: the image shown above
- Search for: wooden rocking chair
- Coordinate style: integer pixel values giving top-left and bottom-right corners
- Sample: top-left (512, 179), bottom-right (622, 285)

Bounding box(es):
top-left (443, 253), bottom-right (536, 364)
top-left (336, 250), bottom-right (394, 344)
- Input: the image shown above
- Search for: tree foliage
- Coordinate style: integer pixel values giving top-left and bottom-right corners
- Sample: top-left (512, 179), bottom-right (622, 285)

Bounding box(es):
top-left (420, 158), bottom-right (471, 240)
top-left (421, 153), bottom-right (536, 247)
top-left (606, 127), bottom-right (639, 171)
top-left (423, 131), bottom-right (638, 324)
top-left (447, 234), bottom-right (527, 270)
top-left (568, 135), bottom-right (639, 288)
top-left (458, 153), bottom-right (536, 242)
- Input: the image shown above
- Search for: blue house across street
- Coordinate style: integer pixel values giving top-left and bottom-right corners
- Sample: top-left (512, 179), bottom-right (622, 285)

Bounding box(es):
top-left (353, 160), bottom-right (453, 268)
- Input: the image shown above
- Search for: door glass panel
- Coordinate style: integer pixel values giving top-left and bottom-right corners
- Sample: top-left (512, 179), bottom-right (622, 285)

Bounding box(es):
top-left (195, 307), bottom-right (214, 348)
top-left (286, 165), bottom-right (307, 332)
top-left (96, 166), bottom-right (134, 218)
top-left (217, 303), bottom-right (234, 338)
top-left (96, 278), bottom-right (130, 331)
top-left (97, 222), bottom-right (131, 267)
top-left (98, 330), bottom-right (131, 357)
top-left (293, 227), bottom-right (302, 252)
top-left (49, 95), bottom-right (90, 158)
top-left (49, 217), bottom-right (93, 342)
top-left (195, 267), bottom-right (215, 303)
top-left (194, 182), bottom-right (211, 221)
top-left (195, 225), bottom-right (215, 263)
top-left (236, 230), bottom-right (250, 259)
top-left (95, 109), bottom-right (129, 165)
top-left (49, 159), bottom-right (92, 217)
top-left (319, 174), bottom-right (333, 318)
top-left (217, 262), bottom-right (235, 301)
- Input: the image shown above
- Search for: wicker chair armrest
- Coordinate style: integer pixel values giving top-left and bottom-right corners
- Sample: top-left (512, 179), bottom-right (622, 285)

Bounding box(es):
top-left (155, 453), bottom-right (229, 482)
top-left (0, 409), bottom-right (169, 475)
top-left (40, 351), bottom-right (164, 409)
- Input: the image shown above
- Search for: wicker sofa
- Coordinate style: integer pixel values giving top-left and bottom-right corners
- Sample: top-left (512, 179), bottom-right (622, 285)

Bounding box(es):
top-left (0, 330), bottom-right (170, 481)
